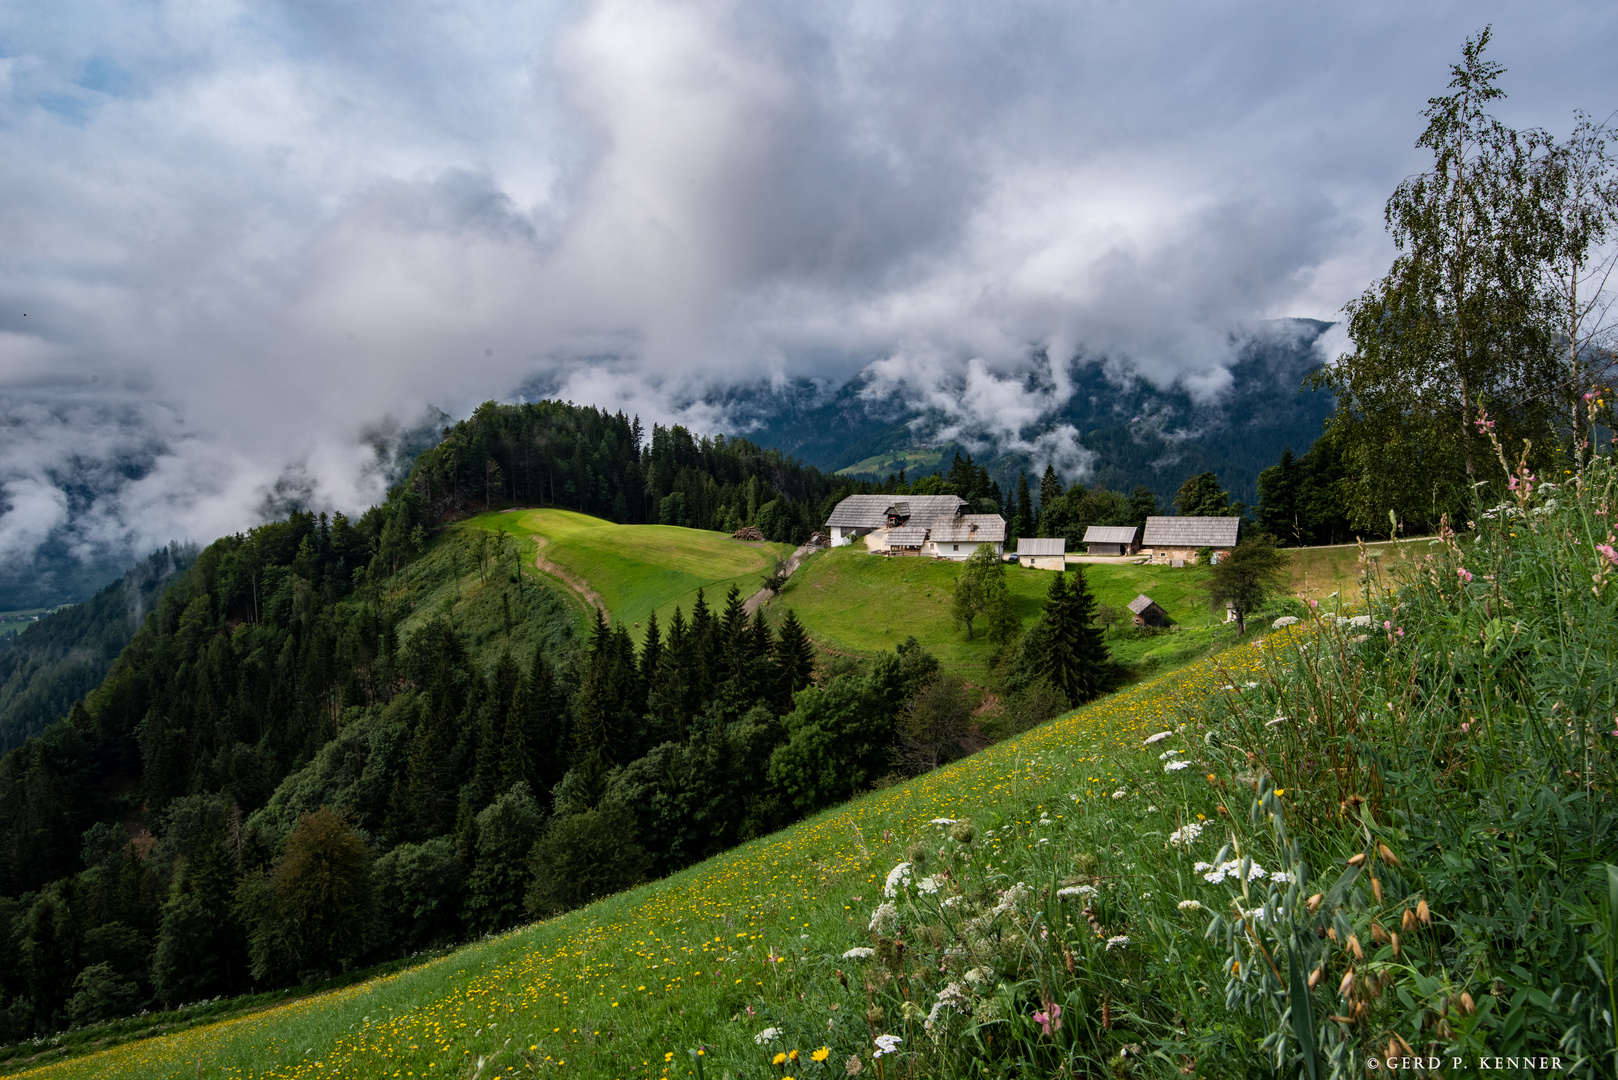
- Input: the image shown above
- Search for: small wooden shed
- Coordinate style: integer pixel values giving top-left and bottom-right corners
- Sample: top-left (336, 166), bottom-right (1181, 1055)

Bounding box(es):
top-left (1016, 537), bottom-right (1066, 571)
top-left (1083, 525), bottom-right (1141, 556)
top-left (1127, 593), bottom-right (1170, 628)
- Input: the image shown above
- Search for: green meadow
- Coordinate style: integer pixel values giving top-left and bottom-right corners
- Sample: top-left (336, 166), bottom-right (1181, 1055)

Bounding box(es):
top-left (767, 545), bottom-right (1234, 675)
top-left (463, 509), bottom-right (796, 640)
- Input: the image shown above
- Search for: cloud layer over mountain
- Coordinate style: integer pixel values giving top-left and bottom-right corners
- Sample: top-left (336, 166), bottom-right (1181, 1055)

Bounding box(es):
top-left (1, 0), bottom-right (1614, 595)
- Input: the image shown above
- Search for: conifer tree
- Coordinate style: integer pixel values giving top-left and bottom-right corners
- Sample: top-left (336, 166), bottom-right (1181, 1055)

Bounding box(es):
top-left (1029, 570), bottom-right (1112, 707)
top-left (1015, 473), bottom-right (1035, 539)
top-left (772, 609), bottom-right (816, 711)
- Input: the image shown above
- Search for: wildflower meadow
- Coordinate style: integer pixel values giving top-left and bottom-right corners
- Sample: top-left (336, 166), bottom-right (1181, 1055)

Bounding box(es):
top-left (15, 444), bottom-right (1618, 1079)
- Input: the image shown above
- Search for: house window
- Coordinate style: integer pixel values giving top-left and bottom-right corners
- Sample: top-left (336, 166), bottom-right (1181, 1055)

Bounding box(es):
top-left (953, 544), bottom-right (959, 551)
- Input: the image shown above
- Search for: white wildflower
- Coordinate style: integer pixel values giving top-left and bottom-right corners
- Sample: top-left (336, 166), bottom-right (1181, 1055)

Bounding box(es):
top-left (754, 1027), bottom-right (783, 1045)
top-left (868, 903), bottom-right (898, 934)
top-left (841, 947), bottom-right (875, 960)
top-left (1057, 885), bottom-right (1098, 901)
top-left (1143, 731), bottom-right (1174, 745)
top-left (1167, 823), bottom-right (1203, 849)
top-left (1164, 760), bottom-right (1191, 772)
top-left (883, 862), bottom-right (913, 898)
top-left (1269, 870), bottom-right (1295, 885)
top-left (873, 1034), bottom-right (903, 1058)
top-left (929, 818), bottom-right (960, 826)
top-left (1158, 749), bottom-right (1183, 760)
top-left (1146, 805), bottom-right (1159, 812)
top-left (916, 874), bottom-right (945, 896)
top-left (963, 966), bottom-right (993, 987)
top-left (1177, 899), bottom-right (1203, 911)
top-left (1111, 788), bottom-right (1128, 799)
top-left (1106, 935), bottom-right (1130, 950)
top-left (1193, 861), bottom-right (1213, 873)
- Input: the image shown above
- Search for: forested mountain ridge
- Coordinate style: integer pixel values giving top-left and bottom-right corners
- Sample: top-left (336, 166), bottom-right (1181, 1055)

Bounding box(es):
top-left (713, 318), bottom-right (1337, 509)
top-left (0, 547), bottom-right (194, 755)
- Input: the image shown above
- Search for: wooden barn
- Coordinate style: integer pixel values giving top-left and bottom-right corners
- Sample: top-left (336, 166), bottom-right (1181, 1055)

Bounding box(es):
top-left (1127, 593), bottom-right (1170, 628)
top-left (1082, 525), bottom-right (1141, 557)
top-left (1141, 516), bottom-right (1241, 566)
top-left (1015, 537), bottom-right (1066, 570)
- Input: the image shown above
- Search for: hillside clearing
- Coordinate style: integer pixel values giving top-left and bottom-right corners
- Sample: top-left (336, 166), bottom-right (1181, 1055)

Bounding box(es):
top-left (464, 510), bottom-right (796, 640)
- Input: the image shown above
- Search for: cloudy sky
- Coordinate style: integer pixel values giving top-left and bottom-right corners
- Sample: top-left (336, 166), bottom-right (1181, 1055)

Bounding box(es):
top-left (1, 0), bottom-right (1614, 584)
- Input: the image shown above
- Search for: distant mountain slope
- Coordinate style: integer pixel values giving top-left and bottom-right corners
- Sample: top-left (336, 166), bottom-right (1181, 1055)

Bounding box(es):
top-left (718, 319), bottom-right (1336, 508)
top-left (0, 545), bottom-right (193, 753)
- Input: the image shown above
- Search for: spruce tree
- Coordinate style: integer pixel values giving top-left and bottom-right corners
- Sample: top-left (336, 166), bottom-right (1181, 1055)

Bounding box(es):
top-left (1031, 570), bottom-right (1112, 707)
top-left (1015, 473), bottom-right (1035, 539)
top-left (772, 609), bottom-right (816, 712)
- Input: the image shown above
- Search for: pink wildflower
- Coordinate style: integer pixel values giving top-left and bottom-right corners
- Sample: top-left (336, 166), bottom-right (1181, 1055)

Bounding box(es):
top-left (1032, 1002), bottom-right (1063, 1035)
top-left (1457, 567), bottom-right (1474, 583)
top-left (1596, 544), bottom-right (1618, 566)
top-left (1384, 620), bottom-right (1392, 630)
top-left (1461, 722), bottom-right (1470, 734)
top-left (1395, 628), bottom-right (1404, 637)
top-left (1309, 599), bottom-right (1319, 608)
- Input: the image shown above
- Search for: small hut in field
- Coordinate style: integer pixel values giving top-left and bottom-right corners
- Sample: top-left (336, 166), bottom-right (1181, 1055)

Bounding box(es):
top-left (1128, 593), bottom-right (1170, 628)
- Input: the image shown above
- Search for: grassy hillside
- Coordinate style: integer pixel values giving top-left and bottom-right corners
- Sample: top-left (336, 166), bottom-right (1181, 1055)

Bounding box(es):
top-left (462, 510), bottom-right (796, 640)
top-left (834, 447), bottom-right (947, 478)
top-left (770, 546), bottom-right (1231, 674)
top-left (10, 628), bottom-right (1275, 1080)
top-left (1284, 536), bottom-right (1434, 602)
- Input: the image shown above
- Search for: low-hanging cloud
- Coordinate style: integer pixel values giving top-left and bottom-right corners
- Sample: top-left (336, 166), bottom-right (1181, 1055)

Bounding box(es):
top-left (0, 0), bottom-right (1614, 592)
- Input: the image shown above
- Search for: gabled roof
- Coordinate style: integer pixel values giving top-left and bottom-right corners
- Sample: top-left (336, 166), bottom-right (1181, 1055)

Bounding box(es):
top-left (931, 514), bottom-right (1007, 544)
top-left (1127, 593), bottom-right (1163, 615)
top-left (901, 496), bottom-right (971, 528)
top-left (825, 494), bottom-right (898, 528)
top-left (1142, 515), bottom-right (1241, 548)
top-left (825, 493), bottom-right (966, 529)
top-left (1083, 525), bottom-right (1139, 545)
top-left (1016, 537), bottom-right (1065, 556)
top-left (886, 526), bottom-right (929, 546)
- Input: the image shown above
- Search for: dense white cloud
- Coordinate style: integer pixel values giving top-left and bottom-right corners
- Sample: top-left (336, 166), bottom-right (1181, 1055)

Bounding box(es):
top-left (0, 0), bottom-right (1614, 586)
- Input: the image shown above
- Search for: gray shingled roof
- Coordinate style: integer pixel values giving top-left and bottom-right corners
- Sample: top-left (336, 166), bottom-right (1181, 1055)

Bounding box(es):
top-left (1141, 516), bottom-right (1241, 547)
top-left (1016, 537), bottom-right (1065, 556)
top-left (1127, 593), bottom-right (1162, 615)
top-left (931, 514), bottom-right (1007, 544)
top-left (825, 493), bottom-right (966, 529)
top-left (1083, 525), bottom-right (1139, 545)
top-left (886, 526), bottom-right (929, 546)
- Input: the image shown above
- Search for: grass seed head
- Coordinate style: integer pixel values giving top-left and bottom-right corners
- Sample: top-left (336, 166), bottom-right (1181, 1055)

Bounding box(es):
top-left (1459, 991), bottom-right (1475, 1015)
top-left (1338, 969), bottom-right (1355, 998)
top-left (1378, 843), bottom-right (1400, 867)
top-left (1346, 934), bottom-right (1364, 961)
top-left (1416, 899), bottom-right (1431, 925)
top-left (1347, 853), bottom-right (1367, 867)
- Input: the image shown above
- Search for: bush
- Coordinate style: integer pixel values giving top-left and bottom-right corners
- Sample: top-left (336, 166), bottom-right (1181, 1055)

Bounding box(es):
top-left (524, 803), bottom-right (651, 917)
top-left (373, 836), bottom-right (463, 953)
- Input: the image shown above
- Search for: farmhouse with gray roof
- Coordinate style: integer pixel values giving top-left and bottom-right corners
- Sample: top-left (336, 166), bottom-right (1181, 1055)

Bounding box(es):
top-left (1141, 516), bottom-right (1241, 566)
top-left (824, 494), bottom-right (1005, 561)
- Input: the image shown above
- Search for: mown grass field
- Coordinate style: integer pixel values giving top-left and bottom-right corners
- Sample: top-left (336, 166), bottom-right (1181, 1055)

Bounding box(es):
top-left (1284, 536), bottom-right (1434, 602)
top-left (13, 628), bottom-right (1287, 1080)
top-left (464, 510), bottom-right (796, 640)
top-left (768, 546), bottom-right (1229, 674)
